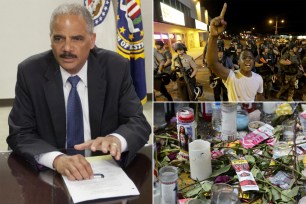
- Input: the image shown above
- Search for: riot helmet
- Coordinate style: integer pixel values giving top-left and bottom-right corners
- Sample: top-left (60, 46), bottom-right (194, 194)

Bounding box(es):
top-left (174, 42), bottom-right (187, 52)
top-left (155, 40), bottom-right (164, 47)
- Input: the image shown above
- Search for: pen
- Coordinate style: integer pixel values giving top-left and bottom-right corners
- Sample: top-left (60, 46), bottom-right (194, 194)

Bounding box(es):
top-left (93, 173), bottom-right (104, 178)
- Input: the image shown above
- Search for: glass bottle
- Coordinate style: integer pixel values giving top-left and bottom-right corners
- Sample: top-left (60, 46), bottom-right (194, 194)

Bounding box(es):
top-left (159, 166), bottom-right (178, 204)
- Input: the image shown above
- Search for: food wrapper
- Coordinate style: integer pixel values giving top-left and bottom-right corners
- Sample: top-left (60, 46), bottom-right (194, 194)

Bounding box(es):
top-left (226, 140), bottom-right (240, 148)
top-left (211, 149), bottom-right (224, 159)
top-left (266, 138), bottom-right (277, 147)
top-left (276, 103), bottom-right (292, 116)
top-left (240, 124), bottom-right (274, 148)
top-left (269, 171), bottom-right (292, 189)
top-left (231, 158), bottom-right (259, 191)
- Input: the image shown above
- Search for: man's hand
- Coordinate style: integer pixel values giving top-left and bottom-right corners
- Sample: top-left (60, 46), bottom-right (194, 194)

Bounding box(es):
top-left (53, 154), bottom-right (93, 181)
top-left (209, 3), bottom-right (227, 37)
top-left (75, 135), bottom-right (122, 160)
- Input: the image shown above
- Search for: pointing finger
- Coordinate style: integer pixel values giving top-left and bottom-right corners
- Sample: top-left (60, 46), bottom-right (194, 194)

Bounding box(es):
top-left (220, 3), bottom-right (227, 18)
top-left (74, 140), bottom-right (93, 150)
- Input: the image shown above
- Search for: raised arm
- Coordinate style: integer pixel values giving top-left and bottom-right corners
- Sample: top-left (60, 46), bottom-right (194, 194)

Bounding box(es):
top-left (207, 3), bottom-right (230, 80)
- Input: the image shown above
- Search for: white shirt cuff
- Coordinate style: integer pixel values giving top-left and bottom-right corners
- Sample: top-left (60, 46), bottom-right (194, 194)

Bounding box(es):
top-left (36, 151), bottom-right (64, 170)
top-left (109, 133), bottom-right (128, 152)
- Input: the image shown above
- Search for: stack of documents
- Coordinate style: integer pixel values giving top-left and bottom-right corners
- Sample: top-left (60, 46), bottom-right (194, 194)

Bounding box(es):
top-left (63, 155), bottom-right (139, 203)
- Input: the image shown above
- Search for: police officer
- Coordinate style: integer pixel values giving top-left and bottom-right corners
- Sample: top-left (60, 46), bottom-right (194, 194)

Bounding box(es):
top-left (226, 42), bottom-right (237, 61)
top-left (171, 42), bottom-right (199, 101)
top-left (231, 35), bottom-right (240, 46)
top-left (209, 47), bottom-right (234, 101)
top-left (255, 45), bottom-right (276, 99)
top-left (246, 39), bottom-right (258, 57)
top-left (154, 48), bottom-right (173, 101)
top-left (155, 40), bottom-right (172, 75)
top-left (155, 40), bottom-right (177, 90)
top-left (276, 42), bottom-right (303, 101)
top-left (232, 44), bottom-right (243, 70)
top-left (281, 42), bottom-right (290, 57)
top-left (217, 35), bottom-right (225, 50)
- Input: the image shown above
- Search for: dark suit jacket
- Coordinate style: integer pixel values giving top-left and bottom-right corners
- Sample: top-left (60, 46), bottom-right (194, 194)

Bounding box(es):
top-left (7, 47), bottom-right (151, 169)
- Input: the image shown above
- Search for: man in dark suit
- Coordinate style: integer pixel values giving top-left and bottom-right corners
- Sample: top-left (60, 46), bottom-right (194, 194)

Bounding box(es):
top-left (7, 3), bottom-right (151, 181)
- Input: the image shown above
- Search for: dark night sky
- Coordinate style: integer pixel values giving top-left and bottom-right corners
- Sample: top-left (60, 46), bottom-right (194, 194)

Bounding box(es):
top-left (200, 0), bottom-right (306, 35)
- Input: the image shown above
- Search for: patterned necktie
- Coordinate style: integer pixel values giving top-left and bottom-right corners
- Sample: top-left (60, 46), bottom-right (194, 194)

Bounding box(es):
top-left (67, 75), bottom-right (84, 148)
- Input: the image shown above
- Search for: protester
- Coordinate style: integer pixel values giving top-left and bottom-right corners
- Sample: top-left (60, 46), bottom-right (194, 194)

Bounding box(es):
top-left (206, 3), bottom-right (264, 102)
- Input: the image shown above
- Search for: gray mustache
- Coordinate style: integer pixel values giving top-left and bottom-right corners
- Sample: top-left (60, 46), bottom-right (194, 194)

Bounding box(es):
top-left (60, 52), bottom-right (77, 59)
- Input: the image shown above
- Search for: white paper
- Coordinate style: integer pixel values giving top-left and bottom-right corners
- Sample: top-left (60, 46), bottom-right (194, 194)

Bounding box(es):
top-left (63, 155), bottom-right (139, 203)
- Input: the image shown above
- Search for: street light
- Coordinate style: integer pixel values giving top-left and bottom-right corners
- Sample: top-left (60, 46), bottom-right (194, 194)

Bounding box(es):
top-left (269, 17), bottom-right (285, 35)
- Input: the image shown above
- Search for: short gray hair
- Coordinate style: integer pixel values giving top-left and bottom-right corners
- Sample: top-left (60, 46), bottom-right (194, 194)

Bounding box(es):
top-left (50, 3), bottom-right (94, 34)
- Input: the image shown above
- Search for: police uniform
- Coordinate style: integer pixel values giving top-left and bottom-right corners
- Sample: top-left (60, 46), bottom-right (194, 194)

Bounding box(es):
top-left (217, 39), bottom-right (225, 49)
top-left (159, 49), bottom-right (172, 74)
top-left (227, 45), bottom-right (236, 61)
top-left (154, 49), bottom-right (173, 101)
top-left (232, 44), bottom-right (242, 69)
top-left (255, 51), bottom-right (275, 98)
top-left (172, 53), bottom-right (198, 101)
top-left (277, 50), bottom-right (301, 100)
top-left (211, 56), bottom-right (234, 101)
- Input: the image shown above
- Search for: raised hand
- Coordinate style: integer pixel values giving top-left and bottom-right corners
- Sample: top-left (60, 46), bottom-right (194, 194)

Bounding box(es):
top-left (209, 3), bottom-right (227, 37)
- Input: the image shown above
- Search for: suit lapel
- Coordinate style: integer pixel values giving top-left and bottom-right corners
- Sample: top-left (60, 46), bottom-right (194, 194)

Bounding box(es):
top-left (43, 57), bottom-right (66, 148)
top-left (87, 50), bottom-right (107, 138)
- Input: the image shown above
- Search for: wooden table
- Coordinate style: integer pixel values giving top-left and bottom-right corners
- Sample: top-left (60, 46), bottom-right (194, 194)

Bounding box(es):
top-left (0, 145), bottom-right (152, 204)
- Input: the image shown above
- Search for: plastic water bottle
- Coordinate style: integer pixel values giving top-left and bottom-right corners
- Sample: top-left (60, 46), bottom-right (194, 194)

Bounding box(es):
top-left (212, 102), bottom-right (222, 132)
top-left (221, 103), bottom-right (237, 141)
